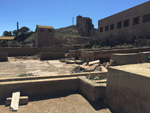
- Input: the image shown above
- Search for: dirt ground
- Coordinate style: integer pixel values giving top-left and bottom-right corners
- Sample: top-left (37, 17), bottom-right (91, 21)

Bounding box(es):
top-left (0, 57), bottom-right (78, 78)
top-left (0, 94), bottom-right (111, 113)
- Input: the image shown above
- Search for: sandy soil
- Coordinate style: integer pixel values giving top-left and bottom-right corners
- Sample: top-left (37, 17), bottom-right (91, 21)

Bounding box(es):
top-left (0, 94), bottom-right (111, 113)
top-left (0, 57), bottom-right (78, 78)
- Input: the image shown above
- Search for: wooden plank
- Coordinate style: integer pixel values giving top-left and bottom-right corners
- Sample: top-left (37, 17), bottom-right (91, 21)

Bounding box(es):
top-left (10, 91), bottom-right (20, 111)
top-left (88, 60), bottom-right (100, 66)
top-left (6, 96), bottom-right (28, 106)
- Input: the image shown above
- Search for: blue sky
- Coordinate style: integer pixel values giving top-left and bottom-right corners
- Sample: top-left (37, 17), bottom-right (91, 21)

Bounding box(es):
top-left (0, 0), bottom-right (149, 36)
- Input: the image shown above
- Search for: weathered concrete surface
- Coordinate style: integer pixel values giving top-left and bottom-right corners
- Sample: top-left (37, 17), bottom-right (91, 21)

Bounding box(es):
top-left (80, 47), bottom-right (150, 62)
top-left (107, 63), bottom-right (150, 113)
top-left (0, 58), bottom-right (78, 78)
top-left (0, 46), bottom-right (77, 56)
top-left (69, 50), bottom-right (81, 59)
top-left (81, 50), bottom-right (94, 62)
top-left (79, 76), bottom-right (106, 102)
top-left (0, 77), bottom-right (78, 101)
top-left (139, 51), bottom-right (150, 63)
top-left (0, 52), bottom-right (8, 62)
top-left (40, 52), bottom-right (65, 60)
top-left (110, 53), bottom-right (139, 65)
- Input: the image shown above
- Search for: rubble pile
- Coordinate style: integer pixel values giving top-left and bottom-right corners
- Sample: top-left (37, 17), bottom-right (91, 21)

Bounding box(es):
top-left (71, 59), bottom-right (115, 73)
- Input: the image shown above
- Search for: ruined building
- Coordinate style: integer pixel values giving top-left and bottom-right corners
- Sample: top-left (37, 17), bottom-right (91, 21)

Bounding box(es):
top-left (35, 25), bottom-right (55, 47)
top-left (97, 1), bottom-right (150, 41)
top-left (76, 15), bottom-right (94, 37)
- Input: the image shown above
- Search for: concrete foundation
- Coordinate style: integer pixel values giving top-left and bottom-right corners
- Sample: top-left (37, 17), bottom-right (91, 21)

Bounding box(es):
top-left (110, 53), bottom-right (139, 65)
top-left (107, 63), bottom-right (150, 113)
top-left (40, 52), bottom-right (65, 60)
top-left (139, 51), bottom-right (150, 63)
top-left (0, 72), bottom-right (107, 103)
top-left (0, 46), bottom-right (77, 56)
top-left (80, 47), bottom-right (150, 62)
top-left (79, 77), bottom-right (106, 102)
top-left (0, 52), bottom-right (8, 62)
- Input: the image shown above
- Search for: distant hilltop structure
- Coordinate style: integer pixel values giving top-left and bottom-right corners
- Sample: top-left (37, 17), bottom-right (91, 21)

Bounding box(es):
top-left (76, 15), bottom-right (94, 37)
top-left (35, 25), bottom-right (55, 47)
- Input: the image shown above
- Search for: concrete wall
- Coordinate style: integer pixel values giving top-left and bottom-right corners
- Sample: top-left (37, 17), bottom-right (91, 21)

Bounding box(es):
top-left (97, 1), bottom-right (150, 40)
top-left (0, 77), bottom-right (78, 101)
top-left (110, 53), bottom-right (139, 65)
top-left (0, 46), bottom-right (77, 56)
top-left (139, 51), bottom-right (150, 63)
top-left (79, 77), bottom-right (106, 102)
top-left (40, 52), bottom-right (65, 60)
top-left (80, 47), bottom-right (150, 62)
top-left (107, 64), bottom-right (150, 113)
top-left (0, 52), bottom-right (8, 62)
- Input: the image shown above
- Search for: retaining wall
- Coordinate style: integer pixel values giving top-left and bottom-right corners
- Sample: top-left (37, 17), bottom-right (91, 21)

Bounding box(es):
top-left (0, 72), bottom-right (107, 102)
top-left (0, 77), bottom-right (78, 101)
top-left (107, 63), bottom-right (150, 113)
top-left (0, 46), bottom-right (77, 56)
top-left (40, 52), bottom-right (65, 60)
top-left (110, 53), bottom-right (140, 65)
top-left (0, 52), bottom-right (8, 62)
top-left (139, 51), bottom-right (150, 63)
top-left (79, 77), bottom-right (106, 102)
top-left (80, 47), bottom-right (150, 61)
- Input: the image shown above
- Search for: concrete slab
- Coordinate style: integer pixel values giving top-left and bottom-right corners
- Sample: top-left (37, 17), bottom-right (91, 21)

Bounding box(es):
top-left (110, 53), bottom-right (139, 65)
top-left (107, 63), bottom-right (150, 113)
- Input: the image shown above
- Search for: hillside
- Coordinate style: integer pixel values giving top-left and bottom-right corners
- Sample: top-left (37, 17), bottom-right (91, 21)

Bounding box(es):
top-left (55, 25), bottom-right (81, 38)
top-left (24, 25), bottom-right (81, 44)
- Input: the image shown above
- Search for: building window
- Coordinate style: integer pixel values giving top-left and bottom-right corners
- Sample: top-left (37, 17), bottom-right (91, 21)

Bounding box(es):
top-left (124, 19), bottom-right (129, 27)
top-left (40, 29), bottom-right (44, 32)
top-left (133, 17), bottom-right (140, 25)
top-left (48, 29), bottom-right (52, 32)
top-left (117, 21), bottom-right (122, 28)
top-left (105, 25), bottom-right (109, 31)
top-left (143, 14), bottom-right (150, 23)
top-left (110, 24), bottom-right (114, 30)
top-left (100, 27), bottom-right (103, 32)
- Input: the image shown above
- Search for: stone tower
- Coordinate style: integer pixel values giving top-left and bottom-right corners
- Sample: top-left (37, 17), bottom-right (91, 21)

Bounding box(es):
top-left (76, 15), bottom-right (94, 37)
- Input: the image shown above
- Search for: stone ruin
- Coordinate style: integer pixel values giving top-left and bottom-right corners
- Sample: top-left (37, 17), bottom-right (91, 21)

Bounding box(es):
top-left (76, 15), bottom-right (94, 37)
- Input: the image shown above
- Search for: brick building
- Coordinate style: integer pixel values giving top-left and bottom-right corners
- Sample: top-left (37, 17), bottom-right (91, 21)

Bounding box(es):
top-left (97, 1), bottom-right (150, 41)
top-left (35, 25), bottom-right (55, 47)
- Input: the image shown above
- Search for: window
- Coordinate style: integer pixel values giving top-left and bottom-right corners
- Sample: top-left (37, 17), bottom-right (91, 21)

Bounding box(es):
top-left (105, 25), bottom-right (109, 31)
top-left (40, 29), bottom-right (44, 32)
top-left (143, 14), bottom-right (150, 23)
top-left (124, 19), bottom-right (129, 27)
top-left (100, 27), bottom-right (103, 32)
top-left (110, 24), bottom-right (114, 30)
top-left (48, 29), bottom-right (52, 32)
top-left (133, 17), bottom-right (140, 25)
top-left (117, 21), bottom-right (122, 28)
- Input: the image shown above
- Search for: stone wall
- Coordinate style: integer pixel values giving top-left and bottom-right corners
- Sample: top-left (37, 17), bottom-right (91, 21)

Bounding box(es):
top-left (76, 15), bottom-right (94, 37)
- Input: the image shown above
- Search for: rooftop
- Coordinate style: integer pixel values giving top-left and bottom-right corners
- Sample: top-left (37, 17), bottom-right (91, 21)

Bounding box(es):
top-left (0, 36), bottom-right (15, 40)
top-left (36, 25), bottom-right (54, 29)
